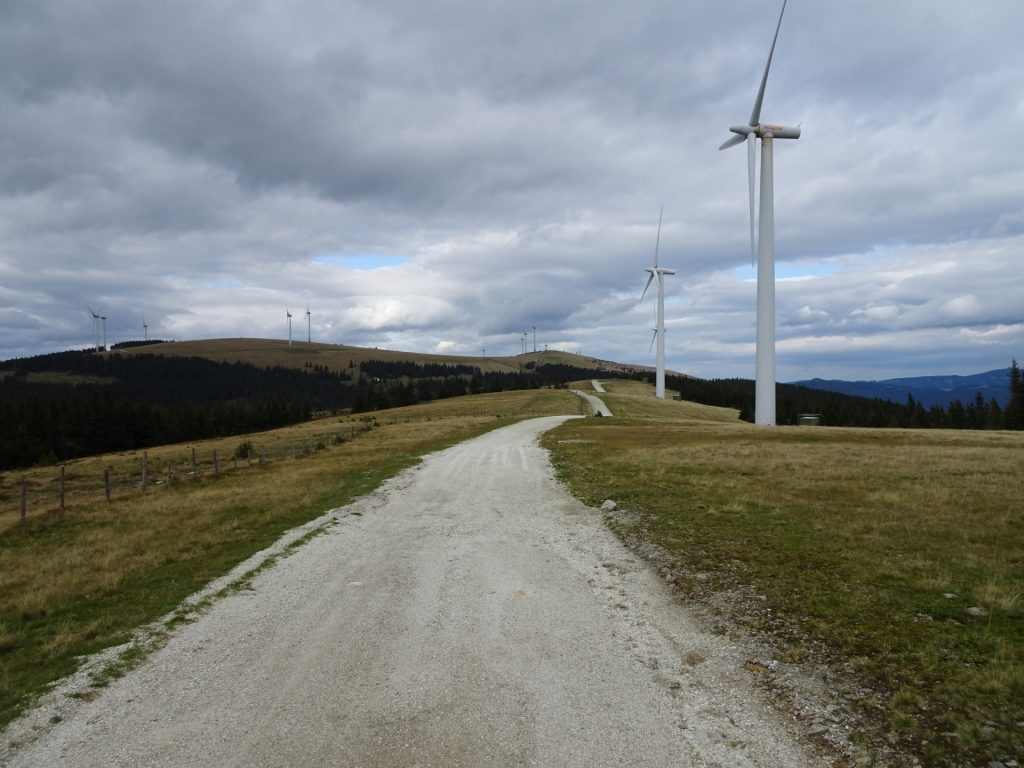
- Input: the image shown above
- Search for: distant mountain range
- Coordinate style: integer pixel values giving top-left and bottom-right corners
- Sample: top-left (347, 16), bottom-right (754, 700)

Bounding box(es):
top-left (791, 368), bottom-right (1013, 409)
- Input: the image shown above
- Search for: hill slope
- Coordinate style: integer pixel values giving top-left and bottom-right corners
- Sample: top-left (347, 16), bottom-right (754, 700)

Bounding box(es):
top-left (111, 338), bottom-right (643, 377)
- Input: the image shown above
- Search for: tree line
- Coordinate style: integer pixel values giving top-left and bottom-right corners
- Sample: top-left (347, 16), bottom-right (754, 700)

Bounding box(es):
top-left (347, 362), bottom-right (630, 413)
top-left (3, 349), bottom-right (1020, 470)
top-left (665, 358), bottom-right (1024, 429)
top-left (0, 351), bottom-right (348, 469)
top-left (0, 352), bottom-right (627, 469)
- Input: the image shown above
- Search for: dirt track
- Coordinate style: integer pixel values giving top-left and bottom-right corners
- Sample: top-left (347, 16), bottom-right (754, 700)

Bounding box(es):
top-left (5, 416), bottom-right (823, 767)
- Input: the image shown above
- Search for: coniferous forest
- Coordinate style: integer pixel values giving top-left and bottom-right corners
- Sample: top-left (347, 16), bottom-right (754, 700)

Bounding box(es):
top-left (667, 358), bottom-right (1024, 430)
top-left (1, 348), bottom-right (1021, 470)
top-left (0, 351), bottom-right (625, 469)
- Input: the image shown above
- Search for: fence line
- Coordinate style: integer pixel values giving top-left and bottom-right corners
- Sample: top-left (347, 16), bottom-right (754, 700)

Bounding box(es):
top-left (8, 422), bottom-right (375, 526)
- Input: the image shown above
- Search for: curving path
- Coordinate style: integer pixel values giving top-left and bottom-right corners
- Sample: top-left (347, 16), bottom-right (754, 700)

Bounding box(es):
top-left (572, 388), bottom-right (613, 417)
top-left (6, 417), bottom-right (821, 768)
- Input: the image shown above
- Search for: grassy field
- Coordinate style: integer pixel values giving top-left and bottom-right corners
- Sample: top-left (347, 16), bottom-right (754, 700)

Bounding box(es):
top-left (0, 388), bottom-right (585, 728)
top-left (6, 375), bottom-right (1021, 765)
top-left (545, 380), bottom-right (1023, 766)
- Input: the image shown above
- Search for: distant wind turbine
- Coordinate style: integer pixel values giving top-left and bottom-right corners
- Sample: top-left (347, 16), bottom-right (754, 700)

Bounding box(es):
top-left (719, 0), bottom-right (800, 426)
top-left (87, 307), bottom-right (101, 351)
top-left (143, 315), bottom-right (149, 342)
top-left (99, 313), bottom-right (107, 351)
top-left (640, 206), bottom-right (675, 399)
top-left (305, 304), bottom-right (311, 343)
top-left (286, 306), bottom-right (293, 347)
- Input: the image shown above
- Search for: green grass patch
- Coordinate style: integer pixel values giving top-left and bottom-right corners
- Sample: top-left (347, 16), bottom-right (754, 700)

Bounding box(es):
top-left (544, 390), bottom-right (1024, 767)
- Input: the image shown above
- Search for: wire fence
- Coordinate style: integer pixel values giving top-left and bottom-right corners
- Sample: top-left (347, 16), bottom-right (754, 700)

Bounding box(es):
top-left (4, 421), bottom-right (376, 527)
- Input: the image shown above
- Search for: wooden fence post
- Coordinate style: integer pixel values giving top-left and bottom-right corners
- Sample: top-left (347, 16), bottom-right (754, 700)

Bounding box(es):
top-left (104, 469), bottom-right (111, 502)
top-left (59, 465), bottom-right (66, 514)
top-left (142, 451), bottom-right (149, 495)
top-left (20, 475), bottom-right (27, 523)
top-left (191, 447), bottom-right (198, 477)
top-left (212, 449), bottom-right (219, 475)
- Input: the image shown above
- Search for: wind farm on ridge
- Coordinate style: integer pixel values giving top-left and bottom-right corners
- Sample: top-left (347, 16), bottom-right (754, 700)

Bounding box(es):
top-left (3, 2), bottom-right (1023, 767)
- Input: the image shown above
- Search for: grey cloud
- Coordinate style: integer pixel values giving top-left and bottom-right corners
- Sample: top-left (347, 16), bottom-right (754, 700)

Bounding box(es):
top-left (1, 0), bottom-right (1023, 379)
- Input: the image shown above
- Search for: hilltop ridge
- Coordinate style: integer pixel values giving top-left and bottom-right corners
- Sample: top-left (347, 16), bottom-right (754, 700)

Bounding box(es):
top-left (108, 337), bottom-right (648, 377)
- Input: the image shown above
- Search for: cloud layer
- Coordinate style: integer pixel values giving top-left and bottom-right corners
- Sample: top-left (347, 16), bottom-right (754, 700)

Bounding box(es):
top-left (2, 0), bottom-right (1022, 379)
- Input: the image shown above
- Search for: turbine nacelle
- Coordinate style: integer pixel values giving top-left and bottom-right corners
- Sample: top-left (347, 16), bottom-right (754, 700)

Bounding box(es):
top-left (721, 123), bottom-right (800, 149)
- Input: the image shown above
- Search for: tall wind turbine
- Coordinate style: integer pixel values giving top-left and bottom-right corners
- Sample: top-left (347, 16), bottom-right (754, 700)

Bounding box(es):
top-left (87, 307), bottom-right (101, 351)
top-left (99, 313), bottom-right (107, 351)
top-left (640, 206), bottom-right (675, 400)
top-left (305, 304), bottom-right (311, 343)
top-left (143, 315), bottom-right (149, 342)
top-left (719, 0), bottom-right (800, 426)
top-left (286, 306), bottom-right (293, 347)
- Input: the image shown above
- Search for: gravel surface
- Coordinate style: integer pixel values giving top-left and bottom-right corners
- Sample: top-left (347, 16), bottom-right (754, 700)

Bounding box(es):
top-left (5, 416), bottom-right (825, 767)
top-left (572, 390), bottom-right (613, 416)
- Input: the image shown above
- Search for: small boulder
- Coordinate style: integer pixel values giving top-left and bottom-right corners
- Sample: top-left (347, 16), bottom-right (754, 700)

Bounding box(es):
top-left (967, 606), bottom-right (989, 618)
top-left (600, 499), bottom-right (617, 512)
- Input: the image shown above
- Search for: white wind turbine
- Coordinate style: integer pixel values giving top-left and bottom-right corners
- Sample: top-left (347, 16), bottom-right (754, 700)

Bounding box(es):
top-left (143, 315), bottom-right (149, 342)
top-left (286, 306), bottom-right (293, 347)
top-left (719, 0), bottom-right (800, 426)
top-left (87, 307), bottom-right (101, 351)
top-left (99, 312), bottom-right (107, 351)
top-left (305, 304), bottom-right (311, 343)
top-left (640, 206), bottom-right (675, 400)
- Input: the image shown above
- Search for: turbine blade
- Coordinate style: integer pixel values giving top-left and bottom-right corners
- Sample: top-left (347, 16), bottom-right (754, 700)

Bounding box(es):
top-left (748, 133), bottom-right (757, 266)
top-left (649, 329), bottom-right (658, 355)
top-left (719, 133), bottom-right (746, 151)
top-left (640, 273), bottom-right (654, 302)
top-left (749, 0), bottom-right (788, 127)
top-left (654, 204), bottom-right (663, 268)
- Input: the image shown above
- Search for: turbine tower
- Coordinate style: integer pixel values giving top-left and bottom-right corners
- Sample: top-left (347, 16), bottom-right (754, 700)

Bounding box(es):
top-left (719, 0), bottom-right (800, 426)
top-left (640, 206), bottom-right (675, 400)
top-left (286, 306), bottom-right (293, 347)
top-left (99, 313), bottom-right (107, 351)
top-left (305, 304), bottom-right (311, 343)
top-left (87, 307), bottom-right (101, 351)
top-left (143, 315), bottom-right (148, 342)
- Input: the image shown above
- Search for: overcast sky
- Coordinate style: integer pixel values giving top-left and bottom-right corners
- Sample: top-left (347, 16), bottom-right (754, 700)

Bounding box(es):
top-left (2, 0), bottom-right (1022, 380)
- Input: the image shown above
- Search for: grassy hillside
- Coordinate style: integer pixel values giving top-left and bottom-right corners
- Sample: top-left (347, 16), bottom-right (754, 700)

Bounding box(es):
top-left (112, 337), bottom-right (642, 377)
top-left (546, 380), bottom-right (1024, 767)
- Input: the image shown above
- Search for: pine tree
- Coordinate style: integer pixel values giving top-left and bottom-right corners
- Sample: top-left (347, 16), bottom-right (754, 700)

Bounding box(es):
top-left (1005, 359), bottom-right (1024, 430)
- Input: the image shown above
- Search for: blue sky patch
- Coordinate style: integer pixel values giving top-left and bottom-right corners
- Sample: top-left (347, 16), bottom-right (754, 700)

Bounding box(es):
top-left (313, 253), bottom-right (410, 270)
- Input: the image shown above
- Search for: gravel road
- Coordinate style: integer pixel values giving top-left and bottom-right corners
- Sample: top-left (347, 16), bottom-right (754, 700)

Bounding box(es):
top-left (6, 416), bottom-right (823, 767)
top-left (572, 389), bottom-right (613, 416)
